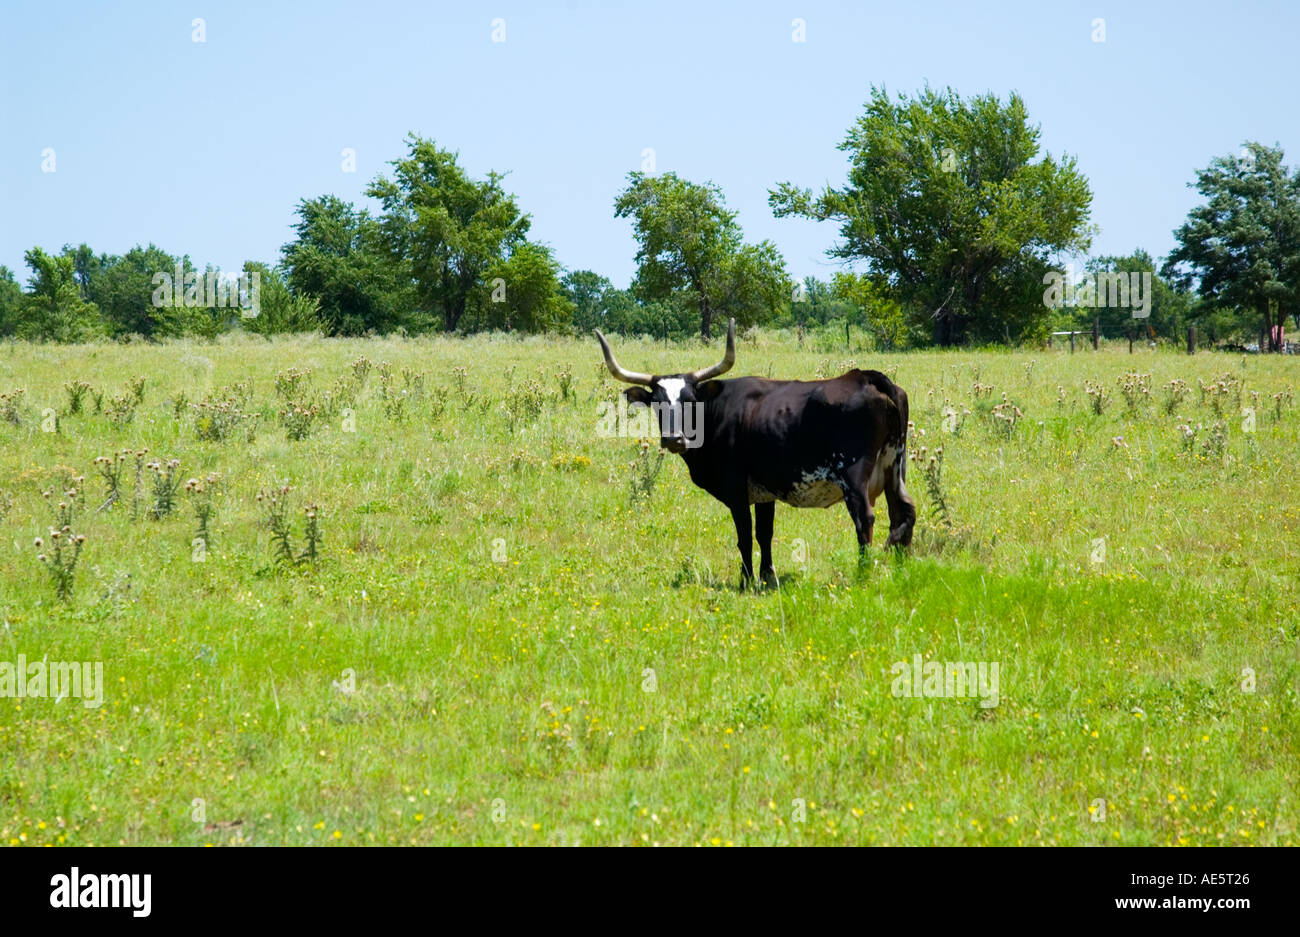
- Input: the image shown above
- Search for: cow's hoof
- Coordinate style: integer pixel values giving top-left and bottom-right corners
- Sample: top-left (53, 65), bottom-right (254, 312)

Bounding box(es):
top-left (759, 570), bottom-right (778, 590)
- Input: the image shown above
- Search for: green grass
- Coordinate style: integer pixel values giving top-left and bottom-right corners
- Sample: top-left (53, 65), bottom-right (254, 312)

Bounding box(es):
top-left (0, 332), bottom-right (1296, 845)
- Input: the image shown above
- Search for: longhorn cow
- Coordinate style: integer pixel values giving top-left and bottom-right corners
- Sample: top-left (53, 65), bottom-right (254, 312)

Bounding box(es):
top-left (595, 318), bottom-right (916, 585)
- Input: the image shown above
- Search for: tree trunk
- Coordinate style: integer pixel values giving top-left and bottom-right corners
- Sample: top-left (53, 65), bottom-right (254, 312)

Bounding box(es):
top-left (699, 294), bottom-right (713, 341)
top-left (445, 294), bottom-right (465, 332)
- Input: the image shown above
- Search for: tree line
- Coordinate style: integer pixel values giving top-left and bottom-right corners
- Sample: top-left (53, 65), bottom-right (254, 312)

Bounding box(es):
top-left (3, 87), bottom-right (1297, 349)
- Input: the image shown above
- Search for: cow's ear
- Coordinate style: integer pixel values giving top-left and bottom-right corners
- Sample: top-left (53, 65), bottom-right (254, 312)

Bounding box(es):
top-left (623, 386), bottom-right (653, 406)
top-left (695, 380), bottom-right (725, 401)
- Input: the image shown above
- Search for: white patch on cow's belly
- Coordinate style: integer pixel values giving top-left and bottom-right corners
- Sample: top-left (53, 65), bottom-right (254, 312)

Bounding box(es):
top-left (782, 479), bottom-right (844, 508)
top-left (750, 466), bottom-right (845, 508)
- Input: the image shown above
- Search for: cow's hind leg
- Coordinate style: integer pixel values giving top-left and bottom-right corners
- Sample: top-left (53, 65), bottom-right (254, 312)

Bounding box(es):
top-left (729, 502), bottom-right (755, 588)
top-left (755, 501), bottom-right (776, 587)
top-left (884, 447), bottom-right (916, 547)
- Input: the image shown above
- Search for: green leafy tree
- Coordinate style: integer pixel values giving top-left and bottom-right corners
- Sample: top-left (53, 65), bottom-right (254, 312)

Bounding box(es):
top-left (18, 248), bottom-right (104, 342)
top-left (282, 195), bottom-right (416, 335)
top-left (1079, 250), bottom-right (1192, 343)
top-left (84, 244), bottom-right (183, 338)
top-left (614, 171), bottom-right (791, 339)
top-left (0, 266), bottom-right (22, 337)
top-left (771, 86), bottom-right (1093, 345)
top-left (831, 272), bottom-right (910, 349)
top-left (563, 269), bottom-right (616, 334)
top-left (241, 262), bottom-right (323, 336)
top-left (472, 242), bottom-right (573, 333)
top-left (1162, 142), bottom-right (1300, 351)
top-left (367, 135), bottom-right (530, 333)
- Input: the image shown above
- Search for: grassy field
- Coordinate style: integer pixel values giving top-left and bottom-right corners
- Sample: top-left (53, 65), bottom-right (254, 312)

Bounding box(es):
top-left (0, 330), bottom-right (1296, 846)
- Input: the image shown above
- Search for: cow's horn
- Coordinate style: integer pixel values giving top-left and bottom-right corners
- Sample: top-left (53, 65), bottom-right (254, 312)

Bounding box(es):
top-left (594, 329), bottom-right (653, 386)
top-left (689, 318), bottom-right (736, 382)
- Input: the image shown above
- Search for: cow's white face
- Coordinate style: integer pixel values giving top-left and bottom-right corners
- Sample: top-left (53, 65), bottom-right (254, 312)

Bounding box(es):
top-left (623, 375), bottom-right (708, 453)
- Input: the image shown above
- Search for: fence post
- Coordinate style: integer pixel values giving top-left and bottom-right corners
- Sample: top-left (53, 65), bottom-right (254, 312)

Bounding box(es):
top-left (845, 322), bottom-right (850, 349)
top-left (1128, 327), bottom-right (1134, 354)
top-left (1069, 332), bottom-right (1075, 354)
top-left (1187, 325), bottom-right (1196, 355)
top-left (1092, 317), bottom-right (1099, 350)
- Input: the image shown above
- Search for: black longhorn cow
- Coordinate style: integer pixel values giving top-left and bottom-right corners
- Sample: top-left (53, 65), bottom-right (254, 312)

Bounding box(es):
top-left (595, 318), bottom-right (916, 586)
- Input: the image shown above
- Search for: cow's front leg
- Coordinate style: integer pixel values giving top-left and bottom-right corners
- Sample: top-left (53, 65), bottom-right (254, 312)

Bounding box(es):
top-left (729, 502), bottom-right (754, 588)
top-left (754, 501), bottom-right (776, 587)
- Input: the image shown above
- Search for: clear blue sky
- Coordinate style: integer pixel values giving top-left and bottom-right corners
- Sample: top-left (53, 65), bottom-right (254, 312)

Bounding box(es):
top-left (2, 0), bottom-right (1296, 288)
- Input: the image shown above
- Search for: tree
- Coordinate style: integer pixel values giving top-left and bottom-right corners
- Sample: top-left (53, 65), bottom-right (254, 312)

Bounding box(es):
top-left (563, 269), bottom-right (616, 334)
top-left (85, 244), bottom-right (185, 338)
top-left (470, 242), bottom-right (573, 333)
top-left (770, 86), bottom-right (1093, 346)
top-left (1080, 250), bottom-right (1192, 343)
top-left (831, 272), bottom-right (909, 349)
top-left (1162, 142), bottom-right (1300, 351)
top-left (18, 248), bottom-right (103, 342)
top-left (0, 266), bottom-right (22, 337)
top-left (367, 135), bottom-right (530, 332)
top-left (282, 195), bottom-right (416, 335)
top-left (241, 262), bottom-right (323, 336)
top-left (615, 171), bottom-right (790, 339)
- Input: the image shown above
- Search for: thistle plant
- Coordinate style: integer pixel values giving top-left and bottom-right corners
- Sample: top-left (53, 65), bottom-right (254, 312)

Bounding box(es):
top-left (35, 481), bottom-right (88, 602)
top-left (1116, 372), bottom-right (1151, 413)
top-left (64, 380), bottom-right (93, 415)
top-left (193, 383), bottom-right (257, 442)
top-left (989, 393), bottom-right (1024, 436)
top-left (184, 473), bottom-right (221, 552)
top-left (1084, 379), bottom-right (1110, 415)
top-left (503, 379), bottom-right (545, 432)
top-left (1200, 421), bottom-right (1227, 459)
top-left (257, 485), bottom-right (323, 566)
top-left (130, 448), bottom-right (148, 521)
top-left (1273, 388), bottom-right (1293, 421)
top-left (627, 439), bottom-right (665, 504)
top-left (274, 366), bottom-right (312, 400)
top-left (1, 388), bottom-right (26, 425)
top-left (93, 449), bottom-right (132, 513)
top-left (1198, 373), bottom-right (1242, 417)
top-left (106, 392), bottom-right (137, 427)
top-left (1162, 378), bottom-right (1189, 415)
top-left (146, 458), bottom-right (183, 520)
top-left (301, 503), bottom-right (323, 562)
top-left (281, 401), bottom-right (321, 440)
top-left (402, 367), bottom-right (426, 397)
top-left (555, 364), bottom-right (575, 401)
top-left (126, 375), bottom-right (146, 404)
top-left (0, 490), bottom-right (12, 526)
top-left (451, 366), bottom-right (470, 397)
top-left (909, 441), bottom-right (955, 530)
top-left (378, 365), bottom-right (408, 422)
